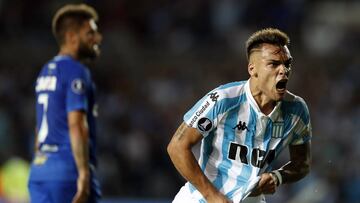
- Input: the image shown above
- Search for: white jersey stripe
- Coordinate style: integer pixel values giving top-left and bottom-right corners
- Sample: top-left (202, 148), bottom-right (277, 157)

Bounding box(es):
top-left (212, 108), bottom-right (238, 191)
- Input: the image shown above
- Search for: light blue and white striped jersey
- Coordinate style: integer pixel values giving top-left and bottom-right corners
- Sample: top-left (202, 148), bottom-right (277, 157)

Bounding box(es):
top-left (183, 80), bottom-right (312, 202)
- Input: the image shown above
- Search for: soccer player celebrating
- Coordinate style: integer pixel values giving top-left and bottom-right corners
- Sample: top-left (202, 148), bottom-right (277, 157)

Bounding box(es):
top-left (168, 28), bottom-right (311, 203)
top-left (28, 4), bottom-right (102, 203)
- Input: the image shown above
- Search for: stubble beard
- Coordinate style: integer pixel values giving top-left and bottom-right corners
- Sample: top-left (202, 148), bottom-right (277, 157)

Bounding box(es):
top-left (77, 41), bottom-right (99, 62)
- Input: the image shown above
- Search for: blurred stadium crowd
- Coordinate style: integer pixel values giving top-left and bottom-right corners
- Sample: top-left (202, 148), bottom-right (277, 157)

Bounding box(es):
top-left (0, 0), bottom-right (359, 202)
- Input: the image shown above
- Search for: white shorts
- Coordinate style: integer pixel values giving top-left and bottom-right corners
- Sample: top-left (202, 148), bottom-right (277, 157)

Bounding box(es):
top-left (172, 183), bottom-right (266, 203)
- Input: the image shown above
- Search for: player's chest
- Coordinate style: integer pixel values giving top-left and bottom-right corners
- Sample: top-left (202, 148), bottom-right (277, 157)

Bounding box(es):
top-left (214, 115), bottom-right (288, 169)
top-left (220, 111), bottom-right (287, 141)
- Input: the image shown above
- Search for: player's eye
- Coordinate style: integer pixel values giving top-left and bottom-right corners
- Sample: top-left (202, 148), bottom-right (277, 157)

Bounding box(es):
top-left (87, 30), bottom-right (96, 37)
top-left (284, 59), bottom-right (293, 69)
top-left (268, 62), bottom-right (279, 67)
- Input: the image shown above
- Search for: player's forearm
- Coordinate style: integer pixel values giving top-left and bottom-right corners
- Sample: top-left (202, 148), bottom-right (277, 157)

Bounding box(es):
top-left (276, 143), bottom-right (311, 184)
top-left (34, 128), bottom-right (39, 153)
top-left (276, 159), bottom-right (310, 184)
top-left (167, 140), bottom-right (218, 199)
top-left (68, 112), bottom-right (90, 177)
top-left (70, 125), bottom-right (90, 175)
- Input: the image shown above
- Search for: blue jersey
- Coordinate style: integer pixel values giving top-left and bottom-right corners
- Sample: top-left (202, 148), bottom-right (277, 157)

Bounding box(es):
top-left (29, 55), bottom-right (98, 182)
top-left (182, 80), bottom-right (312, 202)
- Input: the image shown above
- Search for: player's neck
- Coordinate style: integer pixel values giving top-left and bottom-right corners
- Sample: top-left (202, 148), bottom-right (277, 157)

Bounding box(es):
top-left (249, 80), bottom-right (276, 115)
top-left (58, 47), bottom-right (78, 60)
top-left (253, 95), bottom-right (275, 115)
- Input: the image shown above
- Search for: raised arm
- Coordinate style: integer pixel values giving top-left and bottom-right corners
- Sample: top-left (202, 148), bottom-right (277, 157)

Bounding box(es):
top-left (167, 122), bottom-right (231, 203)
top-left (68, 111), bottom-right (90, 203)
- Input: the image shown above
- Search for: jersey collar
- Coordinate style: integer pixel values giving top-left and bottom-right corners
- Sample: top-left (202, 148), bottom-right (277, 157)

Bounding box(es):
top-left (244, 80), bottom-right (282, 122)
top-left (54, 55), bottom-right (73, 61)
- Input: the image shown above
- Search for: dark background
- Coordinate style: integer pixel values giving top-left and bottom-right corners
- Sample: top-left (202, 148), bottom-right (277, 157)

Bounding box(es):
top-left (0, 0), bottom-right (359, 202)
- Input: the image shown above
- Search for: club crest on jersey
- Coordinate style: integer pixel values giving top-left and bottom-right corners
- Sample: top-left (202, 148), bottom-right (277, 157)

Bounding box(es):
top-left (71, 79), bottom-right (86, 94)
top-left (197, 117), bottom-right (213, 132)
top-left (272, 122), bottom-right (284, 138)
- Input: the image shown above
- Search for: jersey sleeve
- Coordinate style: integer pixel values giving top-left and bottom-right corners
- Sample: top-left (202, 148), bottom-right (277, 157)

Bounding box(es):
top-left (65, 65), bottom-right (89, 113)
top-left (183, 84), bottom-right (242, 137)
top-left (183, 90), bottom-right (220, 137)
top-left (290, 99), bottom-right (312, 145)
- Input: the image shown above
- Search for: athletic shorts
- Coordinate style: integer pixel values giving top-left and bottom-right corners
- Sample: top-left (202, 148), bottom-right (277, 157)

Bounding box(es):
top-left (172, 184), bottom-right (266, 203)
top-left (28, 180), bottom-right (99, 203)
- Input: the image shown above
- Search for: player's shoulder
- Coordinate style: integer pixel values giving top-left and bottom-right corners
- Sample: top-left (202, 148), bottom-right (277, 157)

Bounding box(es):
top-left (208, 80), bottom-right (248, 111)
top-left (52, 55), bottom-right (87, 74)
top-left (283, 91), bottom-right (308, 106)
top-left (184, 81), bottom-right (247, 128)
top-left (212, 81), bottom-right (247, 99)
top-left (51, 56), bottom-right (90, 82)
top-left (282, 91), bottom-right (310, 121)
top-left (52, 56), bottom-right (85, 70)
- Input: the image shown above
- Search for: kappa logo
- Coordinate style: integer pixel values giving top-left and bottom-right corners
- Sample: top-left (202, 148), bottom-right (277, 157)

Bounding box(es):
top-left (233, 121), bottom-right (248, 131)
top-left (208, 92), bottom-right (219, 103)
top-left (197, 117), bottom-right (213, 132)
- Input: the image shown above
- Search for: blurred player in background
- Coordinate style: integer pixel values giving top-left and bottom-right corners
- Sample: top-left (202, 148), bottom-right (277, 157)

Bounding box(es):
top-left (168, 28), bottom-right (312, 203)
top-left (28, 4), bottom-right (102, 203)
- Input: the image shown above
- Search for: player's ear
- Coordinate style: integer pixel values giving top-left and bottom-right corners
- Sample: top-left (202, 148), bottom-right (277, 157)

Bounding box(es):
top-left (64, 30), bottom-right (79, 46)
top-left (248, 62), bottom-right (257, 78)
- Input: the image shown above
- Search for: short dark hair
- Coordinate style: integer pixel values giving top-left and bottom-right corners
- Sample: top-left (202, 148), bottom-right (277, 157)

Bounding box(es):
top-left (246, 28), bottom-right (290, 60)
top-left (52, 4), bottom-right (98, 45)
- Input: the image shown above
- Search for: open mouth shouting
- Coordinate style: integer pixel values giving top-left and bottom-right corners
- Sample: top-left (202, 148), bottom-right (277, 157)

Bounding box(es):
top-left (276, 79), bottom-right (288, 93)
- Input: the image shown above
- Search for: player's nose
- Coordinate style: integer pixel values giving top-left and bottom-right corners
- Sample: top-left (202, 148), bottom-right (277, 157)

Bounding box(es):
top-left (95, 32), bottom-right (102, 44)
top-left (278, 64), bottom-right (290, 77)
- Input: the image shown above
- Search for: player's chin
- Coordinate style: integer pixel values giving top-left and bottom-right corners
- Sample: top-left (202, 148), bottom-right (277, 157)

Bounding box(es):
top-left (94, 50), bottom-right (101, 58)
top-left (93, 45), bottom-right (101, 56)
top-left (78, 47), bottom-right (99, 61)
top-left (274, 91), bottom-right (286, 101)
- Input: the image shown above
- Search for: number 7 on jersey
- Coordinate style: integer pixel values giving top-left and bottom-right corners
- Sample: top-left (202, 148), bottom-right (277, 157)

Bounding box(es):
top-left (37, 93), bottom-right (49, 143)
